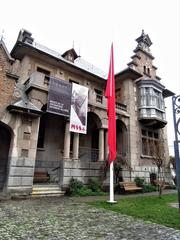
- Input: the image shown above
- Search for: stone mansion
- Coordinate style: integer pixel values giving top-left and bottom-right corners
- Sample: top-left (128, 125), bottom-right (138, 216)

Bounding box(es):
top-left (0, 29), bottom-right (173, 196)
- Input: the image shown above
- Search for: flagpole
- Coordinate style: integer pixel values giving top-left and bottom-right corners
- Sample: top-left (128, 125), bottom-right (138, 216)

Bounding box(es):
top-left (106, 43), bottom-right (116, 204)
top-left (108, 161), bottom-right (116, 203)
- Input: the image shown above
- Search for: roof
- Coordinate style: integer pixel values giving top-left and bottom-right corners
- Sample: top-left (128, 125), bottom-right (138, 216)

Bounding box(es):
top-left (115, 67), bottom-right (142, 81)
top-left (11, 36), bottom-right (143, 81)
top-left (62, 48), bottom-right (78, 60)
top-left (0, 39), bottom-right (14, 62)
top-left (37, 42), bottom-right (108, 79)
top-left (7, 99), bottom-right (42, 116)
top-left (11, 30), bottom-right (108, 80)
top-left (136, 30), bottom-right (152, 47)
top-left (163, 89), bottom-right (175, 98)
top-left (34, 42), bottom-right (108, 79)
top-left (74, 57), bottom-right (107, 79)
top-left (13, 98), bottom-right (40, 111)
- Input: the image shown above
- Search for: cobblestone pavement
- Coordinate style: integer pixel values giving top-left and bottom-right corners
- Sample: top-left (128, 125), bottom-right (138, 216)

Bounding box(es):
top-left (0, 194), bottom-right (180, 240)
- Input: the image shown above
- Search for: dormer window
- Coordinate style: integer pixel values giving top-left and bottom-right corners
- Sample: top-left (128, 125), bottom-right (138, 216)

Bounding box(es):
top-left (68, 53), bottom-right (73, 62)
top-left (62, 49), bottom-right (78, 63)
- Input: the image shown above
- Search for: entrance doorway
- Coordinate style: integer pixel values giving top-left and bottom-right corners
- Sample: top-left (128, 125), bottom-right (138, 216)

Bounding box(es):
top-left (0, 122), bottom-right (11, 190)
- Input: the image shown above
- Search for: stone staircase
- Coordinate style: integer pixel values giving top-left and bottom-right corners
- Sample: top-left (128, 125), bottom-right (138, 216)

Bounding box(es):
top-left (31, 184), bottom-right (65, 197)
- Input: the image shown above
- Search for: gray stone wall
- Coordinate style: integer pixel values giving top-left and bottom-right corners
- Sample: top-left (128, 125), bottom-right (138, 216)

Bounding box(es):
top-left (6, 115), bottom-right (40, 194)
top-left (62, 160), bottom-right (102, 188)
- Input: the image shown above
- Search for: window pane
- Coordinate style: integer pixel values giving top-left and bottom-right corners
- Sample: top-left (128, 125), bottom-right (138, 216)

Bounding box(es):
top-left (142, 138), bottom-right (148, 155)
top-left (141, 129), bottom-right (159, 156)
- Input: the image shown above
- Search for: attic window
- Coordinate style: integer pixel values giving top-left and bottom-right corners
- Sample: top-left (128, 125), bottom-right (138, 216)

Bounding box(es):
top-left (68, 53), bottom-right (73, 62)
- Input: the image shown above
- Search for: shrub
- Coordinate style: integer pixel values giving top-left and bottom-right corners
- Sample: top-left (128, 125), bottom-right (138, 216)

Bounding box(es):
top-left (142, 184), bottom-right (157, 193)
top-left (66, 177), bottom-right (106, 196)
top-left (67, 178), bottom-right (84, 196)
top-left (71, 186), bottom-right (93, 196)
top-left (87, 177), bottom-right (102, 192)
top-left (134, 177), bottom-right (144, 187)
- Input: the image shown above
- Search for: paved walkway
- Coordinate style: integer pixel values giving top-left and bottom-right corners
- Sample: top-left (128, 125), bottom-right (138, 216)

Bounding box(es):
top-left (0, 190), bottom-right (179, 240)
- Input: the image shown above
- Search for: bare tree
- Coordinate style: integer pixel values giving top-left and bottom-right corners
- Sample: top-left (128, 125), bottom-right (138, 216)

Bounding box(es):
top-left (152, 138), bottom-right (165, 198)
top-left (169, 156), bottom-right (176, 185)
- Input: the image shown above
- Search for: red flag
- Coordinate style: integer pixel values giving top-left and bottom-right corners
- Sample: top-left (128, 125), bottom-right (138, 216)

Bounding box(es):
top-left (105, 43), bottom-right (116, 164)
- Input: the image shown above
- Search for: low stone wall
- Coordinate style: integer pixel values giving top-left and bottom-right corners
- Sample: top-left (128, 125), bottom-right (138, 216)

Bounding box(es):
top-left (122, 165), bottom-right (173, 184)
top-left (62, 160), bottom-right (103, 188)
top-left (6, 157), bottom-right (35, 195)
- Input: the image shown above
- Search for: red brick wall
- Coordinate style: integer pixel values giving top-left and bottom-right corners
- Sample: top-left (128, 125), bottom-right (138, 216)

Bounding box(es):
top-left (0, 45), bottom-right (16, 110)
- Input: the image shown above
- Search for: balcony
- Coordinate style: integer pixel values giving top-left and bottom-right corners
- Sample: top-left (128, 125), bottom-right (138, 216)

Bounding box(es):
top-left (138, 91), bottom-right (167, 128)
top-left (24, 71), bottom-right (49, 93)
top-left (116, 102), bottom-right (127, 111)
top-left (137, 79), bottom-right (167, 128)
top-left (88, 91), bottom-right (127, 112)
top-left (139, 108), bottom-right (167, 128)
top-left (24, 72), bottom-right (127, 113)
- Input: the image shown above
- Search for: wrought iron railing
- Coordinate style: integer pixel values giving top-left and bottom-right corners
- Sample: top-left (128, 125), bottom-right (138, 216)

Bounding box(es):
top-left (79, 147), bottom-right (99, 162)
top-left (115, 102), bottom-right (127, 111)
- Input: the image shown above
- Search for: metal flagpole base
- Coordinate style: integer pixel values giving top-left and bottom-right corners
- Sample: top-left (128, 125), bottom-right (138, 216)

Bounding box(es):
top-left (107, 200), bottom-right (117, 204)
top-left (107, 161), bottom-right (117, 203)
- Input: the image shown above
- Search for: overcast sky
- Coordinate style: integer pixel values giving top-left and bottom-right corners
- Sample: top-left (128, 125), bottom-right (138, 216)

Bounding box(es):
top-left (1, 0), bottom-right (180, 155)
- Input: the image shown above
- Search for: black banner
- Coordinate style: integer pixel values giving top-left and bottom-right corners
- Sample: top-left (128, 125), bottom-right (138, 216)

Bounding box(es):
top-left (47, 78), bottom-right (72, 117)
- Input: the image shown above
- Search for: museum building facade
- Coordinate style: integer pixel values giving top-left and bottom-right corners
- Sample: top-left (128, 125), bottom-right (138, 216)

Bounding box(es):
top-left (0, 29), bottom-right (173, 195)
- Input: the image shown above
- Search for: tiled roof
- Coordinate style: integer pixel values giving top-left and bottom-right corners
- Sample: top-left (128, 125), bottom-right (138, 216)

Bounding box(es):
top-left (33, 41), bottom-right (107, 79)
top-left (74, 57), bottom-right (107, 79)
top-left (13, 99), bottom-right (41, 112)
top-left (8, 83), bottom-right (42, 114)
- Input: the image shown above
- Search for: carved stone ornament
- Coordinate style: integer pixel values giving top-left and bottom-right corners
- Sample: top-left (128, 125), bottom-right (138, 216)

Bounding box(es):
top-left (13, 84), bottom-right (22, 99)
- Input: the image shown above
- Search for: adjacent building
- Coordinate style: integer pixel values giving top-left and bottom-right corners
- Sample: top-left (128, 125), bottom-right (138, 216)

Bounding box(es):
top-left (0, 29), bottom-right (173, 196)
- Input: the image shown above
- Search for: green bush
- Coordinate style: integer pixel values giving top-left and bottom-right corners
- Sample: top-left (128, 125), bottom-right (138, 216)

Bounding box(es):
top-left (67, 177), bottom-right (106, 196)
top-left (134, 177), bottom-right (144, 187)
top-left (71, 186), bottom-right (93, 196)
top-left (87, 177), bottom-right (102, 192)
top-left (142, 184), bottom-right (157, 193)
top-left (67, 178), bottom-right (84, 196)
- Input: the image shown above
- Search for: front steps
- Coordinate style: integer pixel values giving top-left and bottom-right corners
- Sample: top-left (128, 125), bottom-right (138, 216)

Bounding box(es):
top-left (31, 184), bottom-right (65, 197)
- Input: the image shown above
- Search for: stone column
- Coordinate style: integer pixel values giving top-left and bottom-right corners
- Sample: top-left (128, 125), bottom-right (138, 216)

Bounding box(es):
top-left (98, 128), bottom-right (104, 161)
top-left (73, 132), bottom-right (79, 160)
top-left (63, 121), bottom-right (71, 159)
top-left (104, 129), bottom-right (109, 160)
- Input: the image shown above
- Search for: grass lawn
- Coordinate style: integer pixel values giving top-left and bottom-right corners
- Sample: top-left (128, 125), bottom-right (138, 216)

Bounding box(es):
top-left (88, 193), bottom-right (180, 230)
